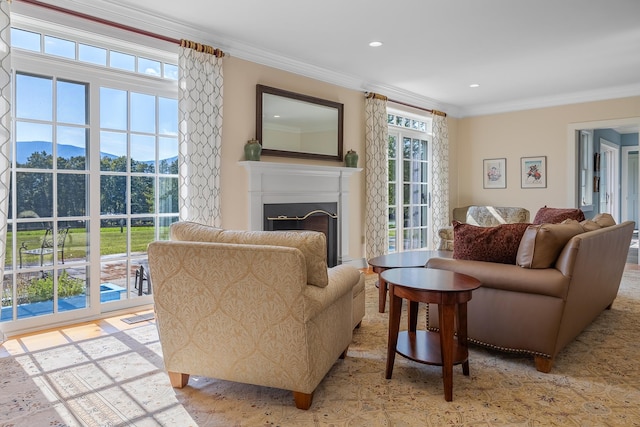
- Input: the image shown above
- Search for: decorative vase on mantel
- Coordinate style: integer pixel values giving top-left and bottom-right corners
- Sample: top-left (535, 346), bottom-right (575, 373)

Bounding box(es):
top-left (345, 149), bottom-right (358, 168)
top-left (244, 138), bottom-right (261, 161)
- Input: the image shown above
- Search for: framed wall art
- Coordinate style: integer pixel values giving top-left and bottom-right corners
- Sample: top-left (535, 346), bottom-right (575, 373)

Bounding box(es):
top-left (521, 156), bottom-right (547, 188)
top-left (483, 158), bottom-right (506, 189)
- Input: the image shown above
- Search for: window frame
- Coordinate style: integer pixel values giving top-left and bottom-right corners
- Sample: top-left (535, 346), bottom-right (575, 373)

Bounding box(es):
top-left (3, 15), bottom-right (178, 332)
top-left (387, 108), bottom-right (432, 253)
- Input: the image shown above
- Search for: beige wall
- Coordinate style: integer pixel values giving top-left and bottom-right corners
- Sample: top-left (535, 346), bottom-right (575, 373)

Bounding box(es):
top-left (455, 96), bottom-right (640, 218)
top-left (218, 55), bottom-right (640, 259)
top-left (220, 56), bottom-right (366, 260)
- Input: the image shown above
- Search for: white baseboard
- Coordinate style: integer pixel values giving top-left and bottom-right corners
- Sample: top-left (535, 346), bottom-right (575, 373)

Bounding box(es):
top-left (340, 257), bottom-right (368, 269)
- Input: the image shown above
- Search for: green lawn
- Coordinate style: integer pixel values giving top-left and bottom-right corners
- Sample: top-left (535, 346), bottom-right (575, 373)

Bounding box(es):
top-left (5, 226), bottom-right (166, 267)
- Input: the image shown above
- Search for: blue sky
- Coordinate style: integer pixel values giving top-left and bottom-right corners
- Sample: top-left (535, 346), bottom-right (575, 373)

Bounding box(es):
top-left (15, 74), bottom-right (178, 162)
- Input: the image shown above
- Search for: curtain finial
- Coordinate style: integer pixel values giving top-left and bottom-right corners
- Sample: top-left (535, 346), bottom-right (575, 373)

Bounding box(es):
top-left (365, 92), bottom-right (388, 101)
top-left (432, 109), bottom-right (447, 117)
top-left (180, 39), bottom-right (225, 58)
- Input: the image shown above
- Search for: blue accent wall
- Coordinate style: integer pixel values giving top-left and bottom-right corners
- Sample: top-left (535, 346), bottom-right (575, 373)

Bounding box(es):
top-left (622, 133), bottom-right (639, 146)
top-left (590, 130), bottom-right (639, 218)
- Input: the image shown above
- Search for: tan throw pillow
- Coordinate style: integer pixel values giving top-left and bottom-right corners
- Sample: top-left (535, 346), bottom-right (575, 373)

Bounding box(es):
top-left (453, 221), bottom-right (531, 264)
top-left (592, 213), bottom-right (616, 228)
top-left (516, 222), bottom-right (584, 269)
top-left (580, 220), bottom-right (602, 231)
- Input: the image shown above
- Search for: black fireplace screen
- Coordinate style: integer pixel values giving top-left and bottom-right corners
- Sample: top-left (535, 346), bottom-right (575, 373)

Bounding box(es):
top-left (264, 202), bottom-right (338, 267)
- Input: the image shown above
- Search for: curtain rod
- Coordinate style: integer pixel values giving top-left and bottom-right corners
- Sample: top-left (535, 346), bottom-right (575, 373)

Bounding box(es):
top-left (366, 92), bottom-right (446, 117)
top-left (15, 0), bottom-right (181, 45)
top-left (388, 98), bottom-right (446, 117)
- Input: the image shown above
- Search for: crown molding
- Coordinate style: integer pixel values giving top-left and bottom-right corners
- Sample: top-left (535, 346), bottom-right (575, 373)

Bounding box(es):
top-left (16, 0), bottom-right (638, 120)
top-left (458, 82), bottom-right (640, 118)
top-left (15, 0), bottom-right (457, 116)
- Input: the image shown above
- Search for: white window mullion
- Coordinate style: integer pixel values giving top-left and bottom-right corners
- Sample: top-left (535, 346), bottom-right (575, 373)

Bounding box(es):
top-left (387, 110), bottom-right (431, 253)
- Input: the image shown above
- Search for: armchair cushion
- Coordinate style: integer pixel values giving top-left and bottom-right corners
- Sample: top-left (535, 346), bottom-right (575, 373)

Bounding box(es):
top-left (170, 222), bottom-right (328, 287)
top-left (453, 221), bottom-right (531, 264)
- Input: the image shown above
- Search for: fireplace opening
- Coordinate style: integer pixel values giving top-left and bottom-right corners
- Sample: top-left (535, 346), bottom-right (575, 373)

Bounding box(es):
top-left (264, 202), bottom-right (338, 267)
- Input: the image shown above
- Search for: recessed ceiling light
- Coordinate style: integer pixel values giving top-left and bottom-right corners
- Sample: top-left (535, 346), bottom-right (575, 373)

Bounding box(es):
top-left (369, 41), bottom-right (383, 47)
top-left (469, 83), bottom-right (480, 88)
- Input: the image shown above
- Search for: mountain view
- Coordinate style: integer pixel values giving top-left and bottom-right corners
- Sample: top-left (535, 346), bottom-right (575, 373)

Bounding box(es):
top-left (16, 141), bottom-right (177, 164)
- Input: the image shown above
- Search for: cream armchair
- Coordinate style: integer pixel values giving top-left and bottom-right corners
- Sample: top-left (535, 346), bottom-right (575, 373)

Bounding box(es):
top-left (147, 222), bottom-right (365, 410)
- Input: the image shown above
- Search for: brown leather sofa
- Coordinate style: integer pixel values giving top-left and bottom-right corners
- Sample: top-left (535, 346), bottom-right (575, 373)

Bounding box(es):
top-left (426, 219), bottom-right (634, 373)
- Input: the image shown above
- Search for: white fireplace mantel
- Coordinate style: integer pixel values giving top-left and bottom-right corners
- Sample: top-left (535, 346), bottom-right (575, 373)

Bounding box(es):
top-left (240, 161), bottom-right (362, 264)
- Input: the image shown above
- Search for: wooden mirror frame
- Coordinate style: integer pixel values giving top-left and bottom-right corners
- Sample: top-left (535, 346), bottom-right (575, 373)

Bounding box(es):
top-left (256, 84), bottom-right (344, 161)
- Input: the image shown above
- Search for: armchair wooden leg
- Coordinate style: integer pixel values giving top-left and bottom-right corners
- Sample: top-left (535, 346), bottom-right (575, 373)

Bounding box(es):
top-left (534, 356), bottom-right (553, 373)
top-left (168, 371), bottom-right (190, 388)
top-left (293, 391), bottom-right (313, 410)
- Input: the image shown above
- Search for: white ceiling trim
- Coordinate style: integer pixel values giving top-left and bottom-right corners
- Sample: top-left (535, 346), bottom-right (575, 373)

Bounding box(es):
top-left (459, 82), bottom-right (640, 118)
top-left (20, 0), bottom-right (639, 120)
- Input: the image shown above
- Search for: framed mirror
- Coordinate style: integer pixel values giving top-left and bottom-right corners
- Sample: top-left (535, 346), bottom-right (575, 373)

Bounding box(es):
top-left (256, 84), bottom-right (344, 161)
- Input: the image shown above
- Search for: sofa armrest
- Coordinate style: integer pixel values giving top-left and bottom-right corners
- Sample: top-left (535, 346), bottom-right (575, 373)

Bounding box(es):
top-left (426, 257), bottom-right (570, 299)
top-left (303, 264), bottom-right (360, 322)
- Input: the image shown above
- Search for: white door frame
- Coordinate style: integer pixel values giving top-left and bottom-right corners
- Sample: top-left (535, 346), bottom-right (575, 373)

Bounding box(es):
top-left (599, 139), bottom-right (620, 222)
top-left (621, 145), bottom-right (639, 225)
top-left (567, 117), bottom-right (640, 207)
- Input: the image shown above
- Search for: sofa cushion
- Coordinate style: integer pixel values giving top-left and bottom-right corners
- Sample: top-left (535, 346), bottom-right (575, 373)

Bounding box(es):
top-left (170, 222), bottom-right (329, 287)
top-left (516, 222), bottom-right (585, 269)
top-left (533, 206), bottom-right (585, 224)
top-left (592, 213), bottom-right (616, 227)
top-left (453, 221), bottom-right (531, 264)
top-left (580, 220), bottom-right (602, 231)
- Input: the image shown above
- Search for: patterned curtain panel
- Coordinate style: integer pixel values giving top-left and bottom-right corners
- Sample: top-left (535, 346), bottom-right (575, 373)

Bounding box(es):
top-left (364, 94), bottom-right (389, 258)
top-left (0, 0), bottom-right (10, 342)
top-left (178, 44), bottom-right (224, 227)
top-left (430, 112), bottom-right (450, 249)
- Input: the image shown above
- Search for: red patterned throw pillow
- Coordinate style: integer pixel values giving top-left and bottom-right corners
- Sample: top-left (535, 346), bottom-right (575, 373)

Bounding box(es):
top-left (533, 206), bottom-right (585, 224)
top-left (453, 221), bottom-right (531, 264)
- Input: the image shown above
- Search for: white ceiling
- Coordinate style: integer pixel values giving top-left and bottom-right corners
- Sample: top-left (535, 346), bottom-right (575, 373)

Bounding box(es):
top-left (40, 0), bottom-right (640, 120)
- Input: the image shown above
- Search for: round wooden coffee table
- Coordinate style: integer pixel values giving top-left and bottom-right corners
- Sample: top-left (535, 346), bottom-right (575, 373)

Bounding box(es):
top-left (381, 267), bottom-right (480, 402)
top-left (368, 250), bottom-right (451, 313)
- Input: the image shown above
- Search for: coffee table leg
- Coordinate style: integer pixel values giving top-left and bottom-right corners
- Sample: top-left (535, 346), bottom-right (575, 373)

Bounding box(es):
top-left (378, 276), bottom-right (387, 313)
top-left (438, 302), bottom-right (455, 402)
top-left (385, 285), bottom-right (402, 379)
top-left (408, 300), bottom-right (419, 332)
top-left (458, 302), bottom-right (470, 376)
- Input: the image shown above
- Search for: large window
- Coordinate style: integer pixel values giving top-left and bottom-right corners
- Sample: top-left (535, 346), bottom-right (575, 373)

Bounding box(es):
top-left (387, 111), bottom-right (431, 253)
top-left (2, 18), bottom-right (178, 331)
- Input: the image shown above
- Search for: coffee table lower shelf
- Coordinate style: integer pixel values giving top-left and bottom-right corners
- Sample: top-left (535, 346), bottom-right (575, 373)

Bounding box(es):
top-left (396, 330), bottom-right (468, 366)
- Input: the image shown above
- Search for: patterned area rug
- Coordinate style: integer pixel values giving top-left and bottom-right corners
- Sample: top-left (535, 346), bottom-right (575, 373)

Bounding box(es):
top-left (1, 271), bottom-right (640, 426)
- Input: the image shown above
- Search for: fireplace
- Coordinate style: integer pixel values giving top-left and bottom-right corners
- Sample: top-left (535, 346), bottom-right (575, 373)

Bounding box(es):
top-left (264, 202), bottom-right (338, 267)
top-left (241, 161), bottom-right (361, 265)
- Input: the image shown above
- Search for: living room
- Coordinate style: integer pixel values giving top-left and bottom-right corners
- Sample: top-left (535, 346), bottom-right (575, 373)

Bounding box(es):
top-left (4, 0), bottom-right (639, 270)
top-left (1, 0), bottom-right (640, 425)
